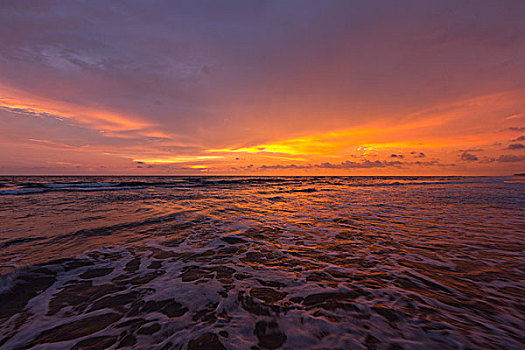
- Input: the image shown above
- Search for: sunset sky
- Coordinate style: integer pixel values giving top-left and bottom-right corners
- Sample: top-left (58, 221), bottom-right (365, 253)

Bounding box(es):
top-left (0, 0), bottom-right (524, 175)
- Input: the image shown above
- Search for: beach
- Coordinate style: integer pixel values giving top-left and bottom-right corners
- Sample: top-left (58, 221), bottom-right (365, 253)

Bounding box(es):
top-left (0, 176), bottom-right (524, 349)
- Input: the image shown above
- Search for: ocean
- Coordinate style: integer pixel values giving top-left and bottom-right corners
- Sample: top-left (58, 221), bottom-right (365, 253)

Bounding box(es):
top-left (0, 176), bottom-right (524, 349)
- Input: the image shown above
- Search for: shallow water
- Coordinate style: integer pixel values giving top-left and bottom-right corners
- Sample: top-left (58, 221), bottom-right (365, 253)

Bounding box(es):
top-left (0, 176), bottom-right (524, 349)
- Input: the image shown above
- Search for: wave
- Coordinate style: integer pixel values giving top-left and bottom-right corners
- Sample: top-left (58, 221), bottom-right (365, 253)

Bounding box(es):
top-left (0, 188), bottom-right (47, 195)
top-left (0, 182), bottom-right (155, 195)
top-left (0, 176), bottom-right (510, 195)
top-left (42, 182), bottom-right (121, 188)
top-left (347, 178), bottom-right (506, 187)
top-left (1, 236), bottom-right (48, 249)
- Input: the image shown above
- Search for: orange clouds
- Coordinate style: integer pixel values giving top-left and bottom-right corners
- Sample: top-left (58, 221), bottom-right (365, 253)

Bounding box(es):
top-left (132, 156), bottom-right (222, 164)
top-left (0, 84), bottom-right (154, 133)
top-left (198, 90), bottom-right (525, 175)
top-left (208, 91), bottom-right (523, 158)
top-left (0, 1), bottom-right (523, 175)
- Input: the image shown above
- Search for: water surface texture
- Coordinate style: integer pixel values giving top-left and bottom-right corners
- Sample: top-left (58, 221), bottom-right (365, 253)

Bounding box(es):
top-left (0, 176), bottom-right (524, 349)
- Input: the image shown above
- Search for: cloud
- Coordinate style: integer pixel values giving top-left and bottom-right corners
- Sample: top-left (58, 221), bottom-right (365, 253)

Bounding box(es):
top-left (318, 160), bottom-right (404, 169)
top-left (511, 135), bottom-right (525, 142)
top-left (459, 148), bottom-right (483, 153)
top-left (410, 151), bottom-right (426, 158)
top-left (1, 2), bottom-right (523, 137)
top-left (390, 154), bottom-right (404, 158)
top-left (497, 155), bottom-right (525, 163)
top-left (259, 164), bottom-right (310, 170)
top-left (0, 105), bottom-right (64, 121)
top-left (258, 158), bottom-right (455, 170)
top-left (460, 152), bottom-right (478, 161)
top-left (506, 143), bottom-right (525, 150)
top-left (0, 1), bottom-right (524, 174)
top-left (259, 160), bottom-right (403, 170)
top-left (509, 127), bottom-right (525, 132)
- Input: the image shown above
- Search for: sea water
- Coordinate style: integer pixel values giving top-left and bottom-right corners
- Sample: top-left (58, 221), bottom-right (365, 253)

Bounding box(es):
top-left (0, 176), bottom-right (523, 349)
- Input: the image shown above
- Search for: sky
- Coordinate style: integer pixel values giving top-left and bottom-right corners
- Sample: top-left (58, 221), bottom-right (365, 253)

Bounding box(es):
top-left (0, 0), bottom-right (524, 175)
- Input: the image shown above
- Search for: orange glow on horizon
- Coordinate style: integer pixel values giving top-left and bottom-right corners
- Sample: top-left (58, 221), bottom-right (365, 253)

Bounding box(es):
top-left (1, 69), bottom-right (523, 175)
top-left (132, 155), bottom-right (223, 164)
